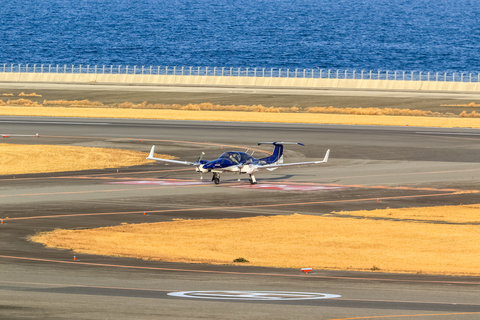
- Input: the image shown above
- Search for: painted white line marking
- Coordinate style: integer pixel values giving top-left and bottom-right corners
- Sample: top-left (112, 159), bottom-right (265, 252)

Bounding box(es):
top-left (168, 291), bottom-right (341, 300)
top-left (416, 132), bottom-right (480, 136)
top-left (0, 121), bottom-right (111, 125)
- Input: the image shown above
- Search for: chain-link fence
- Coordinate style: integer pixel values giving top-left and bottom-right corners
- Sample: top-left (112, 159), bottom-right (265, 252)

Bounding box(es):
top-left (2, 63), bottom-right (479, 82)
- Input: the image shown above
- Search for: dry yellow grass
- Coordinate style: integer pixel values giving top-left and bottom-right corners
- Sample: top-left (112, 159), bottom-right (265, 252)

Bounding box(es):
top-left (31, 209), bottom-right (480, 275)
top-left (0, 144), bottom-right (173, 175)
top-left (2, 105), bottom-right (480, 128)
top-left (2, 93), bottom-right (13, 96)
top-left (441, 102), bottom-right (480, 107)
top-left (332, 205), bottom-right (480, 223)
top-left (18, 92), bottom-right (42, 97)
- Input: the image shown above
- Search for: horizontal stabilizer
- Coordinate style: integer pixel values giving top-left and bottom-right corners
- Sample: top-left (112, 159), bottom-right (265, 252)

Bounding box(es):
top-left (258, 142), bottom-right (305, 146)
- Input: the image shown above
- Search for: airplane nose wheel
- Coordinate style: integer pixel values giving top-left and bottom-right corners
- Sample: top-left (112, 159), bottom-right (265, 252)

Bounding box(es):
top-left (249, 174), bottom-right (257, 185)
top-left (212, 173), bottom-right (220, 185)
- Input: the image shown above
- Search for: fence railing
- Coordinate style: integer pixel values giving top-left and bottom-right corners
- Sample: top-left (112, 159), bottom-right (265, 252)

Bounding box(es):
top-left (1, 64), bottom-right (480, 83)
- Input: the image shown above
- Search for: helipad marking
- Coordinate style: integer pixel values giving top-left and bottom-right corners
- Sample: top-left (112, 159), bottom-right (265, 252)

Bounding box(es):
top-left (230, 184), bottom-right (342, 191)
top-left (168, 291), bottom-right (341, 300)
top-left (109, 180), bottom-right (206, 186)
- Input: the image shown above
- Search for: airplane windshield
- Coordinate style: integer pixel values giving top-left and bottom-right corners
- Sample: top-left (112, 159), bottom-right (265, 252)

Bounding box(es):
top-left (219, 152), bottom-right (254, 163)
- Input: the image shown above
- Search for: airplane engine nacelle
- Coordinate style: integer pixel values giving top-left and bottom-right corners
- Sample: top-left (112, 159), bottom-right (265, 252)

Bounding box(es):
top-left (242, 164), bottom-right (257, 174)
top-left (196, 165), bottom-right (209, 174)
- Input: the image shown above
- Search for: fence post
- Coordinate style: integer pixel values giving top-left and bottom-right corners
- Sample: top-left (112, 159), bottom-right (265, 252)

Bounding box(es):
top-left (444, 72), bottom-right (446, 81)
top-left (222, 67), bottom-right (224, 76)
top-left (461, 73), bottom-right (463, 82)
top-left (419, 71), bottom-right (422, 81)
top-left (369, 70), bottom-right (372, 79)
top-left (436, 72), bottom-right (438, 81)
top-left (110, 65), bottom-right (113, 74)
top-left (411, 71), bottom-right (413, 81)
top-left (230, 67), bottom-right (232, 76)
top-left (361, 70), bottom-right (363, 79)
top-left (470, 73), bottom-right (471, 82)
top-left (344, 69), bottom-right (347, 79)
top-left (206, 67), bottom-right (208, 76)
top-left (328, 69), bottom-right (331, 79)
top-left (263, 68), bottom-right (265, 77)
top-left (427, 72), bottom-right (430, 81)
top-left (386, 70), bottom-right (388, 80)
top-left (353, 70), bottom-right (355, 79)
top-left (279, 68), bottom-right (281, 77)
top-left (2, 63), bottom-right (4, 73)
top-left (25, 64), bottom-right (28, 72)
top-left (270, 68), bottom-right (273, 77)
top-left (336, 69), bottom-right (339, 79)
top-left (453, 73), bottom-right (455, 82)
top-left (286, 69), bottom-right (289, 78)
top-left (64, 64), bottom-right (66, 73)
top-left (119, 65), bottom-right (121, 74)
top-left (320, 69), bottom-right (323, 79)
top-left (394, 71), bottom-right (396, 80)
top-left (254, 68), bottom-right (257, 77)
top-left (377, 70), bottom-right (380, 80)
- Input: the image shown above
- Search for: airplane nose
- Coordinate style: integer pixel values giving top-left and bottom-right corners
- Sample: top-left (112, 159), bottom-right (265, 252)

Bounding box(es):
top-left (202, 161), bottom-right (216, 169)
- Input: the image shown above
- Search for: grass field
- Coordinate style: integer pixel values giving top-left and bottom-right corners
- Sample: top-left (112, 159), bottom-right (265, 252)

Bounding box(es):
top-left (0, 144), bottom-right (173, 175)
top-left (31, 208), bottom-right (480, 276)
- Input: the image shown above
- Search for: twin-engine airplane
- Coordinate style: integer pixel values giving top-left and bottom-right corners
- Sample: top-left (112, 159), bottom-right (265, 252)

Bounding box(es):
top-left (147, 142), bottom-right (330, 185)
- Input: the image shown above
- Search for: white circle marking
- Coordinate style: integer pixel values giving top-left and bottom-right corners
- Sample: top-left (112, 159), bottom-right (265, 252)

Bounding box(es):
top-left (168, 291), bottom-right (341, 300)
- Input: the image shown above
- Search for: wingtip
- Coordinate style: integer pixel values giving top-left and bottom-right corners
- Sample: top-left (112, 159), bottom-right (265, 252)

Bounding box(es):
top-left (147, 145), bottom-right (155, 159)
top-left (324, 149), bottom-right (330, 163)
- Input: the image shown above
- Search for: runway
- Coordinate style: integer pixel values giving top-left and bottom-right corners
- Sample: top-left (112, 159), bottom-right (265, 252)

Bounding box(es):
top-left (1, 117), bottom-right (480, 319)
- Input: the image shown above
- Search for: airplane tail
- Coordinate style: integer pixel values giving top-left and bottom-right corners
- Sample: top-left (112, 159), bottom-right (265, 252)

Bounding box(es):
top-left (257, 142), bottom-right (304, 164)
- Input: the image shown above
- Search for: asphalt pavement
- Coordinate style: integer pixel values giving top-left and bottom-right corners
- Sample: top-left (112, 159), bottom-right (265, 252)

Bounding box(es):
top-left (1, 117), bottom-right (480, 319)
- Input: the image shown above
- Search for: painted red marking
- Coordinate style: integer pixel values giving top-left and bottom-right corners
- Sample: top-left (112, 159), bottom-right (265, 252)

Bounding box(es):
top-left (109, 180), bottom-right (206, 186)
top-left (231, 184), bottom-right (342, 191)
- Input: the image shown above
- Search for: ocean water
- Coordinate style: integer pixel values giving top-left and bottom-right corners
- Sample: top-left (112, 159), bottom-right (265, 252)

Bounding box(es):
top-left (0, 0), bottom-right (479, 72)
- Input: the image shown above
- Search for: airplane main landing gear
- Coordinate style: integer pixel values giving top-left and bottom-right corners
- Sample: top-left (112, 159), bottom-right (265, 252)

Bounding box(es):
top-left (249, 174), bottom-right (257, 185)
top-left (212, 173), bottom-right (220, 184)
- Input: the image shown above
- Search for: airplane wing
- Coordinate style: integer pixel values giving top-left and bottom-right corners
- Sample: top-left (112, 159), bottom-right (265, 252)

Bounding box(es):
top-left (256, 149), bottom-right (330, 170)
top-left (146, 145), bottom-right (196, 165)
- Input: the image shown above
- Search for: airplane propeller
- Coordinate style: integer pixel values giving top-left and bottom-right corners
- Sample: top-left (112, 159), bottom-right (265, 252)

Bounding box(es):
top-left (195, 152), bottom-right (206, 180)
top-left (195, 152), bottom-right (205, 164)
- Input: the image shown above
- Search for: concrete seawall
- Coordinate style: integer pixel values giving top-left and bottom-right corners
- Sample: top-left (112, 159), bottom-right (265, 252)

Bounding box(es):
top-left (1, 72), bottom-right (480, 92)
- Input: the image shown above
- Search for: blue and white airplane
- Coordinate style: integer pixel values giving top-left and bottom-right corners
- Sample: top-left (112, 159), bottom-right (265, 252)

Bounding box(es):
top-left (147, 142), bottom-right (330, 185)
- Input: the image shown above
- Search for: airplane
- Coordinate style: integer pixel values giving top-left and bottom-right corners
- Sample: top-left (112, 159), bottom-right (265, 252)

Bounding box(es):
top-left (147, 142), bottom-right (330, 185)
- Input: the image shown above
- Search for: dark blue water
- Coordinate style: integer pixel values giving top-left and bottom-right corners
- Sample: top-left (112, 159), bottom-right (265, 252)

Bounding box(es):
top-left (1, 0), bottom-right (479, 73)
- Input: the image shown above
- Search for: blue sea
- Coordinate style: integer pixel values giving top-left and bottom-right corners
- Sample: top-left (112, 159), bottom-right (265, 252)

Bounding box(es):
top-left (1, 0), bottom-right (479, 73)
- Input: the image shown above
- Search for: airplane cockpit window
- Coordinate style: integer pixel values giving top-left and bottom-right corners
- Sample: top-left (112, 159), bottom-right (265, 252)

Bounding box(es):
top-left (219, 152), bottom-right (253, 164)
